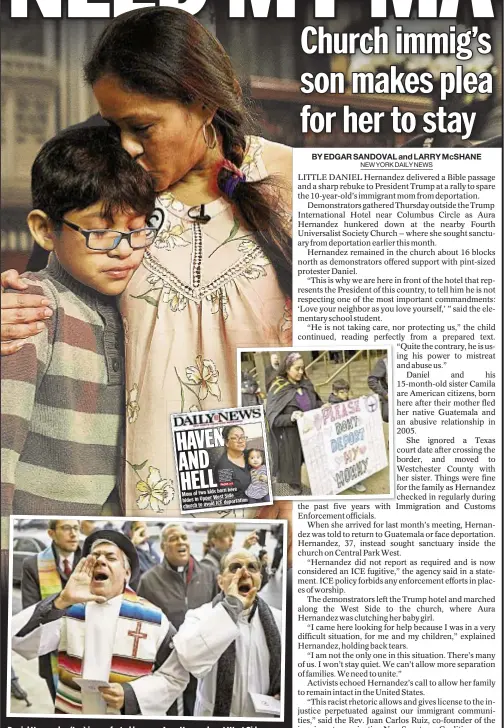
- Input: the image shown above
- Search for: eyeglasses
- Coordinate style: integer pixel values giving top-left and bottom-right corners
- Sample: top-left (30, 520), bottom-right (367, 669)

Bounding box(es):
top-left (57, 525), bottom-right (80, 534)
top-left (228, 435), bottom-right (247, 443)
top-left (61, 218), bottom-right (158, 251)
top-left (227, 561), bottom-right (260, 574)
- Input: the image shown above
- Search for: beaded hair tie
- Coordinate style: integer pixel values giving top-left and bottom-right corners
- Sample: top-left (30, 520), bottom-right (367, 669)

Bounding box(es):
top-left (216, 159), bottom-right (247, 200)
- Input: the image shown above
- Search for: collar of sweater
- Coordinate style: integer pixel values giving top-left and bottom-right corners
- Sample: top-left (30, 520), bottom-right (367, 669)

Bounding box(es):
top-left (46, 254), bottom-right (118, 310)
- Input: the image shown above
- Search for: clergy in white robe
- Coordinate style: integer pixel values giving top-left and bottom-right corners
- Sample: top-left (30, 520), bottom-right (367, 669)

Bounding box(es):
top-left (173, 549), bottom-right (283, 717)
top-left (12, 529), bottom-right (188, 716)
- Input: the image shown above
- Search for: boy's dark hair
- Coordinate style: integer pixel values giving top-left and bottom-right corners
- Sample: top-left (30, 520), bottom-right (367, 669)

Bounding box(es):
top-left (332, 379), bottom-right (350, 392)
top-left (31, 126), bottom-right (156, 222)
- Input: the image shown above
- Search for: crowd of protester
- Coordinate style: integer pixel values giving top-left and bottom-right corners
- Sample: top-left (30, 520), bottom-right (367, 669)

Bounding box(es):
top-left (12, 518), bottom-right (284, 717)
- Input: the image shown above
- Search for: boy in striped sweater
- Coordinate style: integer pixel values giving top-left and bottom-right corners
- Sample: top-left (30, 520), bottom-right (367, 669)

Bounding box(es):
top-left (1, 127), bottom-right (157, 548)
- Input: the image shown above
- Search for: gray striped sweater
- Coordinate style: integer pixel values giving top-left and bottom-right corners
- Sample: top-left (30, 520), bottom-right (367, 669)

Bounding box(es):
top-left (1, 256), bottom-right (124, 548)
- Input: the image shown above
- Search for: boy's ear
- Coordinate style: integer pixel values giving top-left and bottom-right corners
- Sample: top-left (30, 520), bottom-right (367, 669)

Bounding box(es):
top-left (27, 210), bottom-right (56, 251)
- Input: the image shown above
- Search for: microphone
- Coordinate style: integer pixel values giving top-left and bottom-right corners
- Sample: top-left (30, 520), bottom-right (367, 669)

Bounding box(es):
top-left (188, 204), bottom-right (211, 224)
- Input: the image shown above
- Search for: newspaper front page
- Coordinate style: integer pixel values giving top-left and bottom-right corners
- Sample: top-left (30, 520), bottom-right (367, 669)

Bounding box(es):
top-left (0, 1), bottom-right (501, 728)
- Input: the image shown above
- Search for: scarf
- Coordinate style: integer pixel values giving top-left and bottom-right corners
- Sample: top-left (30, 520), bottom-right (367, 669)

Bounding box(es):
top-left (38, 545), bottom-right (63, 691)
top-left (265, 376), bottom-right (320, 429)
top-left (212, 594), bottom-right (281, 716)
top-left (38, 545), bottom-right (62, 599)
top-left (55, 588), bottom-right (163, 714)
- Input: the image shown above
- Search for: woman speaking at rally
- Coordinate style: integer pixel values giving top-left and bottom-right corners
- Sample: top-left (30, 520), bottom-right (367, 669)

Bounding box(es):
top-left (266, 353), bottom-right (323, 496)
top-left (1, 7), bottom-right (292, 517)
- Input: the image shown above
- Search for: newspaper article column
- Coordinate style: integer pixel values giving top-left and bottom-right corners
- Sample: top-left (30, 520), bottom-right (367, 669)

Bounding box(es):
top-left (293, 148), bottom-right (501, 727)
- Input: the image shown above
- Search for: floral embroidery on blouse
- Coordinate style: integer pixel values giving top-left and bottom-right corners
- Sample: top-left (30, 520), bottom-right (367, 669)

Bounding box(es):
top-left (185, 356), bottom-right (221, 401)
top-left (162, 287), bottom-right (189, 312)
top-left (159, 192), bottom-right (185, 213)
top-left (154, 220), bottom-right (190, 251)
top-left (237, 239), bottom-right (260, 254)
top-left (281, 298), bottom-right (293, 335)
top-left (238, 240), bottom-right (270, 280)
top-left (174, 355), bottom-right (222, 411)
top-left (133, 465), bottom-right (175, 512)
top-left (241, 261), bottom-right (269, 280)
top-left (206, 289), bottom-right (229, 321)
top-left (241, 138), bottom-right (263, 177)
top-left (126, 383), bottom-right (140, 424)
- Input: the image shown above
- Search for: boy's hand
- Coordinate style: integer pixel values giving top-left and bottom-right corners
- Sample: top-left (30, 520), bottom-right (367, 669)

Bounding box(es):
top-left (1, 270), bottom-right (53, 355)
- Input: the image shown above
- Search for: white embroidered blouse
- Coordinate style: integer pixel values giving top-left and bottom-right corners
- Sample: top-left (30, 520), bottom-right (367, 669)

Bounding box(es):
top-left (119, 137), bottom-right (292, 517)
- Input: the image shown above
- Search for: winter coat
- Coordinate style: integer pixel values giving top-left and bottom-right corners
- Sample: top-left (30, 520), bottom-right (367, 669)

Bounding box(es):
top-left (265, 377), bottom-right (322, 486)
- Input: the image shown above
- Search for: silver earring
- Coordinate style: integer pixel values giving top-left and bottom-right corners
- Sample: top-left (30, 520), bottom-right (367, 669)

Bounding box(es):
top-left (203, 123), bottom-right (217, 150)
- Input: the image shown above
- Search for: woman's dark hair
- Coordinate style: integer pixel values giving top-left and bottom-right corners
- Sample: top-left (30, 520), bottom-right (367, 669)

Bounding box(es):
top-left (27, 126), bottom-right (156, 271)
top-left (221, 425), bottom-right (245, 444)
top-left (278, 352), bottom-right (306, 380)
top-left (84, 6), bottom-right (291, 297)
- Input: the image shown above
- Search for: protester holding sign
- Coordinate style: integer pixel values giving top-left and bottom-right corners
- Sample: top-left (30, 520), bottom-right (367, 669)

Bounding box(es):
top-left (265, 353), bottom-right (323, 495)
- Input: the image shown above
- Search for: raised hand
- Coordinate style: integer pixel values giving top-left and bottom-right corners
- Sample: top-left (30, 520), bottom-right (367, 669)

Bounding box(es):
top-left (227, 567), bottom-right (258, 610)
top-left (242, 531), bottom-right (258, 549)
top-left (54, 556), bottom-right (106, 608)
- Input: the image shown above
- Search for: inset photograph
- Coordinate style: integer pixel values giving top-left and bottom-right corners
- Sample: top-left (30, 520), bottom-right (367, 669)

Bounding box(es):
top-left (239, 348), bottom-right (392, 499)
top-left (8, 516), bottom-right (287, 719)
top-left (171, 406), bottom-right (273, 513)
